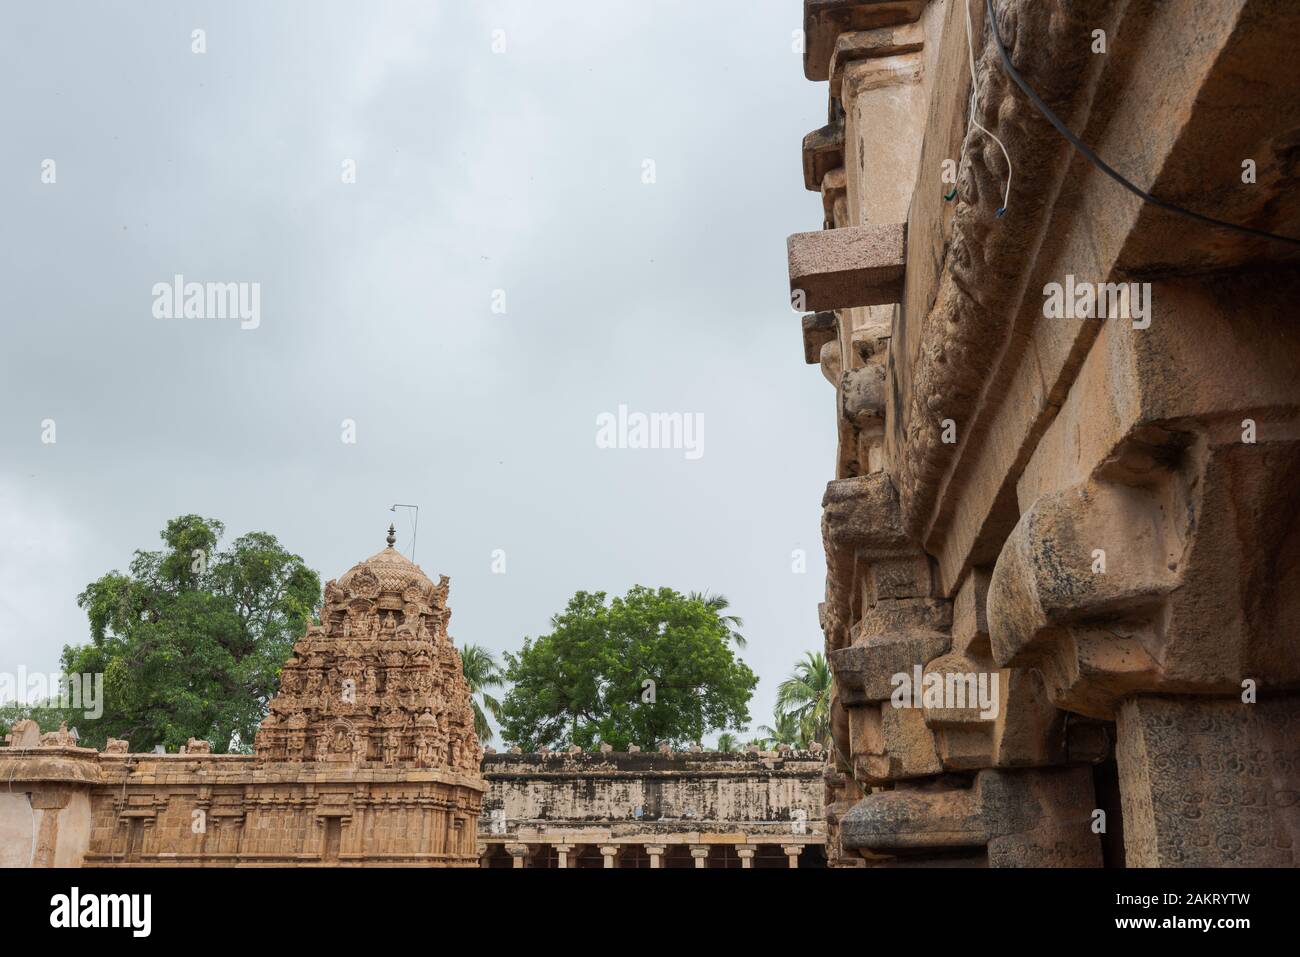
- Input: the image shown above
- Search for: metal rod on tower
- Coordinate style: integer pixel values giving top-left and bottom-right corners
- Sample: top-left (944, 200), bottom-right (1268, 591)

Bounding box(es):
top-left (390, 504), bottom-right (419, 562)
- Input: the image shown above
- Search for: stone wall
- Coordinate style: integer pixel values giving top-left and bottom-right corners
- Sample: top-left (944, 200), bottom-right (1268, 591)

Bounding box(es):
top-left (478, 751), bottom-right (826, 868)
top-left (788, 0), bottom-right (1300, 867)
top-left (0, 747), bottom-right (823, 869)
top-left (0, 748), bottom-right (482, 867)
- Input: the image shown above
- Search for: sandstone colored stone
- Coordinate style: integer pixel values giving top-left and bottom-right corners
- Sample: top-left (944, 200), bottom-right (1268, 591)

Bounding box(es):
top-left (1117, 696), bottom-right (1300, 867)
top-left (842, 767), bottom-right (1102, 866)
top-left (801, 122), bottom-right (844, 192)
top-left (788, 223), bottom-right (906, 312)
top-left (3, 719), bottom-right (40, 749)
top-left (789, 0), bottom-right (1300, 868)
top-left (802, 311), bottom-right (838, 365)
top-left (477, 751), bottom-right (826, 868)
top-left (802, 0), bottom-right (926, 81)
top-left (828, 22), bottom-right (925, 98)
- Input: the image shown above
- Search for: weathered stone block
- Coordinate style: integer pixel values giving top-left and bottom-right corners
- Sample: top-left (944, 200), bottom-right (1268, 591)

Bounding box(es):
top-left (788, 224), bottom-right (906, 312)
top-left (802, 122), bottom-right (844, 192)
top-left (951, 567), bottom-right (990, 655)
top-left (1117, 695), bottom-right (1300, 867)
top-left (833, 617), bottom-right (950, 704)
top-left (802, 0), bottom-right (926, 80)
top-left (828, 22), bottom-right (925, 97)
top-left (842, 766), bottom-right (1102, 866)
top-left (821, 472), bottom-right (910, 553)
top-left (864, 555), bottom-right (931, 602)
top-left (802, 311), bottom-right (838, 365)
top-left (849, 703), bottom-right (942, 783)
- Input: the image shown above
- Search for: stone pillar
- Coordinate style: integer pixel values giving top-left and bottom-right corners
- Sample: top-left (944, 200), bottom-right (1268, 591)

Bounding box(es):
top-left (644, 844), bottom-right (665, 869)
top-left (505, 843), bottom-right (528, 869)
top-left (1116, 696), bottom-right (1300, 867)
top-left (599, 844), bottom-right (619, 869)
top-left (781, 844), bottom-right (803, 869)
top-left (689, 844), bottom-right (710, 869)
top-left (552, 843), bottom-right (574, 869)
top-left (735, 845), bottom-right (756, 869)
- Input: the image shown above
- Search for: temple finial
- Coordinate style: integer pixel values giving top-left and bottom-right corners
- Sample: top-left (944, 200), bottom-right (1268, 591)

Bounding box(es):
top-left (386, 523), bottom-right (397, 547)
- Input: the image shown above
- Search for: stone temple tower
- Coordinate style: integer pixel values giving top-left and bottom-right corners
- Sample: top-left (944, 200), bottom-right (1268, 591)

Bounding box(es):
top-left (0, 527), bottom-right (484, 866)
top-left (256, 525), bottom-right (483, 776)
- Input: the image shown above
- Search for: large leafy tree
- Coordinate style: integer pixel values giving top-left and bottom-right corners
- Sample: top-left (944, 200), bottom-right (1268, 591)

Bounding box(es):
top-left (62, 515), bottom-right (320, 753)
top-left (498, 586), bottom-right (757, 751)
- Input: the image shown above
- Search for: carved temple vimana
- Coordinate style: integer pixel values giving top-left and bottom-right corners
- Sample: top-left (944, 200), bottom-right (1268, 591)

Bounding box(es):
top-left (3, 0), bottom-right (1299, 870)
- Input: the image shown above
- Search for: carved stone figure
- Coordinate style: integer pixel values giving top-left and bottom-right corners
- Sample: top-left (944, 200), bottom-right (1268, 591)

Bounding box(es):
top-left (40, 722), bottom-right (77, 748)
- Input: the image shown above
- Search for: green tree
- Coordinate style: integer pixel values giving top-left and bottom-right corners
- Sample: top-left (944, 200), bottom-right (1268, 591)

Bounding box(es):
top-left (61, 515), bottom-right (320, 753)
top-left (775, 650), bottom-right (833, 749)
top-left (498, 586), bottom-right (757, 752)
top-left (757, 709), bottom-right (803, 748)
top-left (460, 643), bottom-right (504, 743)
top-left (687, 591), bottom-right (746, 648)
top-left (714, 731), bottom-right (741, 752)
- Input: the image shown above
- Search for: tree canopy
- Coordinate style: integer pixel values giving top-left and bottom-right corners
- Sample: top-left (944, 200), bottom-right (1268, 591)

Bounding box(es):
top-left (497, 586), bottom-right (757, 751)
top-left (60, 515), bottom-right (320, 753)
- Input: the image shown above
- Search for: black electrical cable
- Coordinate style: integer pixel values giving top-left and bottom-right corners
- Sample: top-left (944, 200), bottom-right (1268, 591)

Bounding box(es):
top-left (984, 0), bottom-right (1300, 249)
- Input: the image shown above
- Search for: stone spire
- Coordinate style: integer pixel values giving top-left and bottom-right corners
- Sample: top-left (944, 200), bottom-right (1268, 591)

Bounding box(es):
top-left (253, 540), bottom-right (480, 774)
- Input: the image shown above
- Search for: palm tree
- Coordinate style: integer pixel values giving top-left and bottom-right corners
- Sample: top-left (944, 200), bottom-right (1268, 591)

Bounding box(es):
top-left (688, 591), bottom-right (746, 648)
top-left (460, 643), bottom-right (505, 744)
top-left (757, 709), bottom-right (802, 747)
top-left (714, 731), bottom-right (741, 753)
top-left (775, 651), bottom-right (832, 750)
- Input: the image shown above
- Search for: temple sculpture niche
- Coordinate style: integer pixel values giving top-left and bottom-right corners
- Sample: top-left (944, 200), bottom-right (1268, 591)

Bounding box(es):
top-left (0, 529), bottom-right (484, 867)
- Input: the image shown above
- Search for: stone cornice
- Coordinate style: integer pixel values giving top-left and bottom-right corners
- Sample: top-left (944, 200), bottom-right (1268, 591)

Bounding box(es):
top-left (802, 0), bottom-right (926, 81)
top-left (894, 0), bottom-right (1117, 542)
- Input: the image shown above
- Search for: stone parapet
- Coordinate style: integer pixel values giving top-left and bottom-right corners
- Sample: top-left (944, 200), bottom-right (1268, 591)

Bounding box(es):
top-left (477, 751), bottom-right (826, 868)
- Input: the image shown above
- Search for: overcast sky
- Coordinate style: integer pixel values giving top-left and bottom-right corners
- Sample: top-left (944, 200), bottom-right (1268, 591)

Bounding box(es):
top-left (0, 0), bottom-right (831, 743)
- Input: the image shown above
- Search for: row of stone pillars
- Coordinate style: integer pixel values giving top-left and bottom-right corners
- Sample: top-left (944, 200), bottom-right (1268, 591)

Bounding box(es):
top-left (494, 843), bottom-right (807, 868)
